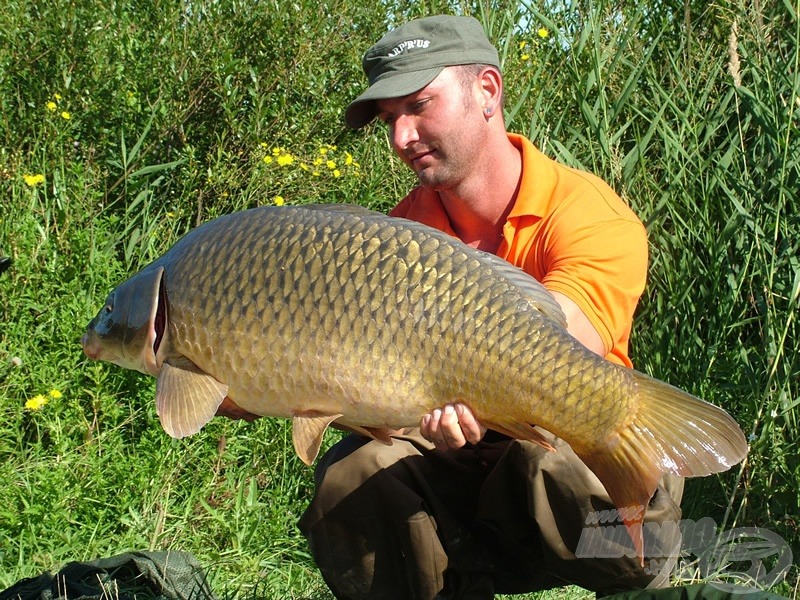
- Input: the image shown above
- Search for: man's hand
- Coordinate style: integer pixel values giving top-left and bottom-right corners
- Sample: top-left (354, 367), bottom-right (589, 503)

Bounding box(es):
top-left (420, 403), bottom-right (487, 449)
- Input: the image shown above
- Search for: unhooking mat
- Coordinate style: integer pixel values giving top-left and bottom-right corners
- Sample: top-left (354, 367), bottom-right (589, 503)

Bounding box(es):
top-left (0, 551), bottom-right (216, 600)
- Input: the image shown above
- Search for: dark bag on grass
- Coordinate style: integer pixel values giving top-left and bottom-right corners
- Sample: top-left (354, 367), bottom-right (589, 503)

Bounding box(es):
top-left (0, 550), bottom-right (216, 600)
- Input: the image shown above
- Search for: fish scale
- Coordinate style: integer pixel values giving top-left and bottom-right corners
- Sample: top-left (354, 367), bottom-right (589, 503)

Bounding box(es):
top-left (82, 203), bottom-right (748, 564)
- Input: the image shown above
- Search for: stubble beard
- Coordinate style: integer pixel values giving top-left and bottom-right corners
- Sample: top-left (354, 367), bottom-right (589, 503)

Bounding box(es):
top-left (414, 146), bottom-right (464, 191)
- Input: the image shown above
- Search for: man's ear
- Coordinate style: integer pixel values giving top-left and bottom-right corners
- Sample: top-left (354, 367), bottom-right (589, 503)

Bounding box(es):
top-left (478, 66), bottom-right (503, 116)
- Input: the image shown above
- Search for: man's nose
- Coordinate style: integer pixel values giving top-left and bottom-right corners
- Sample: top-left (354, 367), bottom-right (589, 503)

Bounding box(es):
top-left (390, 114), bottom-right (418, 153)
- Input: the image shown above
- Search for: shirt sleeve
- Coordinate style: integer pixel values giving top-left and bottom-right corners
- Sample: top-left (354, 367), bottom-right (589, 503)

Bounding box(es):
top-left (530, 187), bottom-right (648, 367)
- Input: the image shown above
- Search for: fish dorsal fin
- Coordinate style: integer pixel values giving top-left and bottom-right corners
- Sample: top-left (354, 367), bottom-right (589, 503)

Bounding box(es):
top-left (156, 358), bottom-right (228, 439)
top-left (292, 411), bottom-right (344, 465)
top-left (298, 203), bottom-right (381, 216)
top-left (474, 250), bottom-right (567, 328)
top-left (297, 205), bottom-right (566, 327)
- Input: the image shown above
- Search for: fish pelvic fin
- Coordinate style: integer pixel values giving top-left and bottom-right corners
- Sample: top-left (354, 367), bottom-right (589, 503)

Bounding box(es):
top-left (292, 411), bottom-right (344, 465)
top-left (579, 370), bottom-right (748, 566)
top-left (156, 358), bottom-right (228, 439)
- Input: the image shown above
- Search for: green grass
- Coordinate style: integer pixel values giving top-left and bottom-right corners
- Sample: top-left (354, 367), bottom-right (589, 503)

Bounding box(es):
top-left (1, 0), bottom-right (798, 598)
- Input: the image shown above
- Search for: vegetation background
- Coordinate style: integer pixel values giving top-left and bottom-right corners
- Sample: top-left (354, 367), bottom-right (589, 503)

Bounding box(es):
top-left (0, 0), bottom-right (797, 598)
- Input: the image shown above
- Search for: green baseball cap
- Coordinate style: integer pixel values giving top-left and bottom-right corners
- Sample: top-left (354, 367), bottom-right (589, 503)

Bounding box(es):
top-left (345, 15), bottom-right (500, 129)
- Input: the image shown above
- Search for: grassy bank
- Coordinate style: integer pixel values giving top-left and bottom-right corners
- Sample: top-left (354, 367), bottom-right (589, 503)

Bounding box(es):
top-left (1, 0), bottom-right (797, 597)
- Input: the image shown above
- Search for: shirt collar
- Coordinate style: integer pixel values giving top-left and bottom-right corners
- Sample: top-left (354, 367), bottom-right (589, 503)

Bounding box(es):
top-left (505, 132), bottom-right (550, 221)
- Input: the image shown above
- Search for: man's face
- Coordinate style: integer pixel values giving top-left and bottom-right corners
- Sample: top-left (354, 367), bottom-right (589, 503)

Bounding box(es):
top-left (376, 67), bottom-right (485, 190)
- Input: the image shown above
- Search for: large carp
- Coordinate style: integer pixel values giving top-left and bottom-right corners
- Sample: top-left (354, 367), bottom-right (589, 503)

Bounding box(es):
top-left (82, 204), bottom-right (747, 560)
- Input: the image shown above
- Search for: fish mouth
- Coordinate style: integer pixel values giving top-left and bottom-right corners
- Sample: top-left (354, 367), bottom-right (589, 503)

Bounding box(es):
top-left (81, 331), bottom-right (102, 360)
top-left (80, 332), bottom-right (96, 358)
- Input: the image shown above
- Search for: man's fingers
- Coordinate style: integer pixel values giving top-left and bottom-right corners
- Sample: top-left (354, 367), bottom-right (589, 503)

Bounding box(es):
top-left (420, 405), bottom-right (465, 449)
top-left (420, 403), bottom-right (488, 449)
top-left (455, 403), bottom-right (487, 444)
top-left (439, 404), bottom-right (466, 448)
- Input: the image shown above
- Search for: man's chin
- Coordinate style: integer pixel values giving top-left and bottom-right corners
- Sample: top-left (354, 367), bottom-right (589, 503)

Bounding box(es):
top-left (415, 168), bottom-right (449, 190)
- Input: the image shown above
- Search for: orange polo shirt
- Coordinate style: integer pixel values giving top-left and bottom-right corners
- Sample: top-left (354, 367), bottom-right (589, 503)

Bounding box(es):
top-left (389, 133), bottom-right (648, 367)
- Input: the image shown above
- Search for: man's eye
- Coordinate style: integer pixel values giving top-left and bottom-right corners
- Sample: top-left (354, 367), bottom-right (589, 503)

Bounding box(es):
top-left (412, 99), bottom-right (429, 111)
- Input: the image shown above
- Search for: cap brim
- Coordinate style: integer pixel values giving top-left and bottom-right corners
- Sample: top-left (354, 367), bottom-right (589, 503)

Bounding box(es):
top-left (344, 66), bottom-right (444, 129)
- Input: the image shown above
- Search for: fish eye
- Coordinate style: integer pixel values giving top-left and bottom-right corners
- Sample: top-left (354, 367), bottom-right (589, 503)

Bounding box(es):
top-left (104, 303), bottom-right (113, 313)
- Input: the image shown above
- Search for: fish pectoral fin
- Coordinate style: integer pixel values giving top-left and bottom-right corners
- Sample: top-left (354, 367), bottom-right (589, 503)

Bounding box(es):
top-left (482, 420), bottom-right (556, 452)
top-left (156, 358), bottom-right (228, 439)
top-left (292, 411), bottom-right (344, 466)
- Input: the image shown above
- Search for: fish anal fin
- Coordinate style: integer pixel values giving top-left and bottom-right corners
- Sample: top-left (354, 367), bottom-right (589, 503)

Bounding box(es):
top-left (337, 423), bottom-right (395, 445)
top-left (156, 358), bottom-right (228, 439)
top-left (483, 420), bottom-right (556, 452)
top-left (292, 411), bottom-right (344, 465)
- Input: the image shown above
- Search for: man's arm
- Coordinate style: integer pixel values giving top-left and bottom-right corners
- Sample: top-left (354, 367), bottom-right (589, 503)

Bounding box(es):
top-left (549, 291), bottom-right (605, 356)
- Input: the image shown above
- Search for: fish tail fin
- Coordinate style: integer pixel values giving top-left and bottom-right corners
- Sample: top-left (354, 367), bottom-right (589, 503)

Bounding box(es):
top-left (580, 370), bottom-right (748, 565)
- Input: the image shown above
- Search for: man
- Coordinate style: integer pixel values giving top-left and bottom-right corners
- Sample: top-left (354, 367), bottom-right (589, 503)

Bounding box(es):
top-left (298, 15), bottom-right (684, 599)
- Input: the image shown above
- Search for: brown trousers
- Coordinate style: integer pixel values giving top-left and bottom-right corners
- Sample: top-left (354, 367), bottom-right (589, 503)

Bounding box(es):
top-left (299, 429), bottom-right (684, 600)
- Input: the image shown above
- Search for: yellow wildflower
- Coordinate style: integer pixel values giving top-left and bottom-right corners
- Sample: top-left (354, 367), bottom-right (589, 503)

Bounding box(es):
top-left (25, 395), bottom-right (49, 411)
top-left (54, 93), bottom-right (62, 101)
top-left (272, 147), bottom-right (282, 156)
top-left (519, 40), bottom-right (527, 50)
top-left (60, 111), bottom-right (71, 120)
top-left (521, 54), bottom-right (530, 61)
top-left (48, 389), bottom-right (63, 399)
top-left (537, 27), bottom-right (549, 39)
top-left (263, 155), bottom-right (273, 164)
top-left (46, 101), bottom-right (57, 112)
top-left (333, 169), bottom-right (341, 178)
top-left (23, 173), bottom-right (45, 187)
top-left (344, 152), bottom-right (354, 166)
top-left (260, 142), bottom-right (268, 148)
top-left (276, 153), bottom-right (294, 166)
top-left (319, 147), bottom-right (328, 156)
top-left (326, 160), bottom-right (336, 170)
top-left (274, 196), bottom-right (285, 206)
